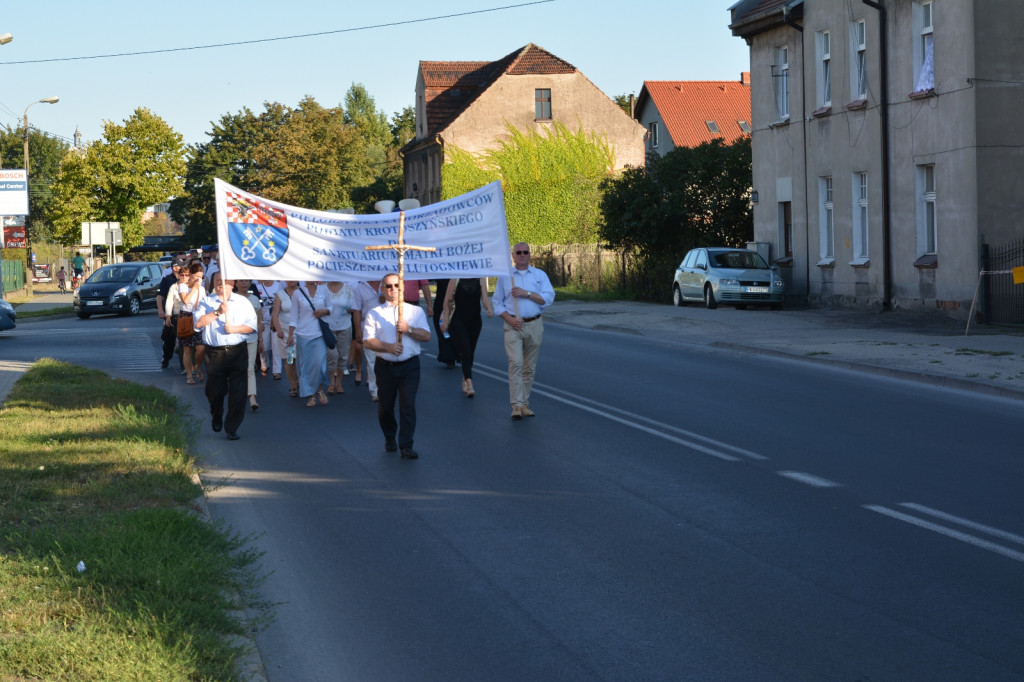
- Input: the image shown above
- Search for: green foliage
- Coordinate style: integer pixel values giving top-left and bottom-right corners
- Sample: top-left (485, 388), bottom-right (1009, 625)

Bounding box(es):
top-left (442, 122), bottom-right (616, 244)
top-left (390, 106), bottom-right (417, 148)
top-left (600, 137), bottom-right (752, 300)
top-left (613, 93), bottom-right (635, 116)
top-left (170, 102), bottom-right (289, 247)
top-left (47, 108), bottom-right (186, 250)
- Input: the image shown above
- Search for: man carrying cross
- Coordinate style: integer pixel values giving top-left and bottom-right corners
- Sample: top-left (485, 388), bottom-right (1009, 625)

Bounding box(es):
top-left (362, 272), bottom-right (431, 459)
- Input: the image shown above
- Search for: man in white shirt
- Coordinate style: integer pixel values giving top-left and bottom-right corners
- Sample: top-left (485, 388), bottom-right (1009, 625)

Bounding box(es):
top-left (362, 273), bottom-right (432, 460)
top-left (493, 242), bottom-right (555, 420)
top-left (194, 272), bottom-right (258, 440)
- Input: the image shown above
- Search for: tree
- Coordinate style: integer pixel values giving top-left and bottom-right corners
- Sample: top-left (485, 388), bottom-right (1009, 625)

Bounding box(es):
top-left (600, 136), bottom-right (753, 299)
top-left (0, 126), bottom-right (70, 244)
top-left (49, 107), bottom-right (186, 249)
top-left (390, 106), bottom-right (416, 148)
top-left (170, 103), bottom-right (288, 246)
top-left (613, 94), bottom-right (635, 116)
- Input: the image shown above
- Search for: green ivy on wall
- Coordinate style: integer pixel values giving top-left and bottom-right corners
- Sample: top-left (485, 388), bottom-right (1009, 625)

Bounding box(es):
top-left (441, 122), bottom-right (616, 245)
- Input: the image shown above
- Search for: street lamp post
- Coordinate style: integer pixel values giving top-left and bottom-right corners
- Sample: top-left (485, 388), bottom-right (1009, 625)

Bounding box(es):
top-left (22, 96), bottom-right (59, 293)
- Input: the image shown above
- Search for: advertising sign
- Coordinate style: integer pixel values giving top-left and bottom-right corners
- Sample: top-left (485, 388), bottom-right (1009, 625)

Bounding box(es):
top-left (0, 169), bottom-right (29, 216)
top-left (3, 215), bottom-right (26, 248)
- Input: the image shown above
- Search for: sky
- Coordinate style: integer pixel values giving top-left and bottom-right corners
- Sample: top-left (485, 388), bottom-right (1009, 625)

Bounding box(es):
top-left (0, 1), bottom-right (751, 149)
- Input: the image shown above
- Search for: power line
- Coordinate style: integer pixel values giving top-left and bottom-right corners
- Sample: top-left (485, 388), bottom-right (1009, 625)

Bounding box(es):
top-left (0, 1), bottom-right (555, 66)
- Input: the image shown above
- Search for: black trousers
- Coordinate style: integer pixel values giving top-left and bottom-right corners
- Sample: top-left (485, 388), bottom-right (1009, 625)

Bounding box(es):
top-left (449, 312), bottom-right (482, 380)
top-left (205, 343), bottom-right (248, 435)
top-left (160, 317), bottom-right (178, 363)
top-left (374, 355), bottom-right (420, 449)
top-left (432, 280), bottom-right (457, 365)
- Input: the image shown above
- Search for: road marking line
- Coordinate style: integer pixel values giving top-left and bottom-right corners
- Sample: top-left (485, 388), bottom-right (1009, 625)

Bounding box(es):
top-left (898, 502), bottom-right (1024, 546)
top-left (777, 471), bottom-right (841, 487)
top-left (864, 505), bottom-right (1024, 563)
top-left (460, 358), bottom-right (761, 462)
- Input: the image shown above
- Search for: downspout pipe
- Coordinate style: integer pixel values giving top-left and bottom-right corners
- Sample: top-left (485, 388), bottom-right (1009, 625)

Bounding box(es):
top-left (783, 5), bottom-right (810, 302)
top-left (863, 0), bottom-right (892, 309)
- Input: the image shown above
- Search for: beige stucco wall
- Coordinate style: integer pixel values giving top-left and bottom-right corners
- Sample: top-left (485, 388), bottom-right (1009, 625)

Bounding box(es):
top-left (441, 72), bottom-right (645, 171)
top-left (743, 0), bottom-right (1024, 315)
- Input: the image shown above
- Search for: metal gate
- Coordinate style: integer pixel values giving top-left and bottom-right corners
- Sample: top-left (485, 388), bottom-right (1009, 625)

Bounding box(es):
top-left (982, 238), bottom-right (1024, 325)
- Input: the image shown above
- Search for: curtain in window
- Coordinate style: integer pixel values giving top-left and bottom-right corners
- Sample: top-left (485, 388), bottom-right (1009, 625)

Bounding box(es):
top-left (914, 34), bottom-right (934, 92)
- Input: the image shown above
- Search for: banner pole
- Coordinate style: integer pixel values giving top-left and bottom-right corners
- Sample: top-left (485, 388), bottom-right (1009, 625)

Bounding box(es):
top-left (397, 211), bottom-right (406, 343)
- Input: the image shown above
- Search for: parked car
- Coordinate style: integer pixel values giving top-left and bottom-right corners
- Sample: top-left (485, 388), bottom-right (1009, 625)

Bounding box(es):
top-left (73, 262), bottom-right (164, 318)
top-left (673, 247), bottom-right (785, 310)
top-left (0, 297), bottom-right (15, 331)
top-left (158, 255), bottom-right (173, 268)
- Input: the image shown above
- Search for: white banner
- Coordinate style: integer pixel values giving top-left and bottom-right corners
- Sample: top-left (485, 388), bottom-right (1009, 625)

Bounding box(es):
top-left (214, 179), bottom-right (514, 283)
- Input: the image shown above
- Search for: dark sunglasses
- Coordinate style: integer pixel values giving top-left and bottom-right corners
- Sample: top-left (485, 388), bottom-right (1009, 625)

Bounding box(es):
top-left (383, 283), bottom-right (401, 289)
top-left (515, 250), bottom-right (530, 255)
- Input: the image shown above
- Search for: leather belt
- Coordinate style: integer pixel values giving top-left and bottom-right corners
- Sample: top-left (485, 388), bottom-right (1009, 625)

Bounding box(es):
top-left (521, 315), bottom-right (541, 323)
top-left (377, 356), bottom-right (415, 366)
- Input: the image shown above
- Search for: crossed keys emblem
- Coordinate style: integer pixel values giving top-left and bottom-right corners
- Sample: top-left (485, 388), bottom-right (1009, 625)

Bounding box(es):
top-left (229, 196), bottom-right (286, 265)
top-left (240, 225), bottom-right (277, 262)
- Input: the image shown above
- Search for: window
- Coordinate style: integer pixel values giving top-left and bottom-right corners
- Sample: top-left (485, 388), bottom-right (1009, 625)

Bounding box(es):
top-left (851, 19), bottom-right (867, 100)
top-left (817, 31), bottom-right (832, 107)
top-left (738, 120), bottom-right (752, 133)
top-left (851, 172), bottom-right (869, 262)
top-left (706, 120), bottom-right (721, 134)
top-left (917, 164), bottom-right (937, 254)
top-left (535, 89), bottom-right (552, 119)
top-left (774, 45), bottom-right (789, 120)
top-left (819, 176), bottom-right (835, 262)
top-left (779, 202), bottom-right (793, 259)
top-left (649, 121), bottom-right (659, 148)
top-left (913, 1), bottom-right (935, 93)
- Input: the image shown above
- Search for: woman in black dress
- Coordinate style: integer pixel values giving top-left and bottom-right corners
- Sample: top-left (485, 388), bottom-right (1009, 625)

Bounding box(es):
top-left (440, 278), bottom-right (493, 397)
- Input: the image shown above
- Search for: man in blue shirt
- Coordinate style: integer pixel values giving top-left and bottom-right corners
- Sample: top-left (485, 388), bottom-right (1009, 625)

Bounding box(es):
top-left (194, 272), bottom-right (258, 440)
top-left (493, 242), bottom-right (555, 420)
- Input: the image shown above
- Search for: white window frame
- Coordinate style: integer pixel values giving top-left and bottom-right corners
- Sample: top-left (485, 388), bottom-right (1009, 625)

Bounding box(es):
top-left (851, 19), bottom-right (867, 101)
top-left (917, 164), bottom-right (937, 255)
top-left (851, 172), bottom-right (869, 264)
top-left (818, 176), bottom-right (835, 263)
top-left (774, 45), bottom-right (789, 121)
top-left (649, 121), bottom-right (659, 149)
top-left (913, 1), bottom-right (935, 93)
top-left (816, 30), bottom-right (832, 107)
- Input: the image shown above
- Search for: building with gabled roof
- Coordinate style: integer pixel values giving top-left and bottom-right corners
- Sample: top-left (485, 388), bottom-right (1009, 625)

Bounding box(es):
top-left (402, 43), bottom-right (645, 206)
top-left (634, 75), bottom-right (752, 164)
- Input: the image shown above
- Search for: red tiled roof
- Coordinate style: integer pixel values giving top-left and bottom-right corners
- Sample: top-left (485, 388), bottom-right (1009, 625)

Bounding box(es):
top-left (419, 43), bottom-right (577, 135)
top-left (638, 79), bottom-right (752, 148)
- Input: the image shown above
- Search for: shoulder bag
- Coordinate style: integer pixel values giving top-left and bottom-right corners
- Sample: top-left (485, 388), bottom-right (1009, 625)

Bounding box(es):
top-left (299, 287), bottom-right (337, 349)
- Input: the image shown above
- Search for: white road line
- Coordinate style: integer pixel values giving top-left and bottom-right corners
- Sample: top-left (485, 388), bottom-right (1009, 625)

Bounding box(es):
top-left (777, 471), bottom-right (841, 487)
top-left (898, 502), bottom-right (1024, 546)
top-left (462, 358), bottom-right (767, 462)
top-left (864, 505), bottom-right (1024, 563)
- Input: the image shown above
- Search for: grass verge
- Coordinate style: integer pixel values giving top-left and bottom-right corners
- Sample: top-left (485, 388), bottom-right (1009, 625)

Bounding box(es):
top-left (0, 359), bottom-right (267, 681)
top-left (11, 306), bottom-right (75, 319)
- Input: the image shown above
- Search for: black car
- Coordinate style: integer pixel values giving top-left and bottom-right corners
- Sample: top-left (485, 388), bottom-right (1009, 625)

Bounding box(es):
top-left (73, 262), bottom-right (164, 318)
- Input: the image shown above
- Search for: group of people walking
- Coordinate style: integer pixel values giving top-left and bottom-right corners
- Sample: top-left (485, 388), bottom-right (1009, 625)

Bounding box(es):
top-left (157, 241), bottom-right (555, 460)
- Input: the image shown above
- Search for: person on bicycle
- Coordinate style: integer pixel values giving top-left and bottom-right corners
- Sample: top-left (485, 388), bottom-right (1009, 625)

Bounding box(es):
top-left (57, 266), bottom-right (68, 293)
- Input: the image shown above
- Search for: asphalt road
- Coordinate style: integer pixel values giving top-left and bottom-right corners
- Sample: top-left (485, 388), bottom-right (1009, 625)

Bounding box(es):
top-left (1, 310), bottom-right (1022, 680)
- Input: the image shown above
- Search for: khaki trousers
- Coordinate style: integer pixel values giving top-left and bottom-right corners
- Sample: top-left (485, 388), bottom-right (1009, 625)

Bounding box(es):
top-left (503, 317), bottom-right (543, 407)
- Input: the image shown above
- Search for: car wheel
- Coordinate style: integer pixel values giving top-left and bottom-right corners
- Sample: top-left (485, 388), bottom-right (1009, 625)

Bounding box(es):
top-left (672, 285), bottom-right (683, 307)
top-left (77, 312), bottom-right (91, 319)
top-left (704, 284), bottom-right (717, 310)
top-left (126, 296), bottom-right (141, 316)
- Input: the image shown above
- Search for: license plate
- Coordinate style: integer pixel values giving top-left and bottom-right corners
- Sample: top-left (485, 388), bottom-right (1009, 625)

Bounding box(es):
top-left (86, 300), bottom-right (104, 306)
top-left (744, 286), bottom-right (769, 293)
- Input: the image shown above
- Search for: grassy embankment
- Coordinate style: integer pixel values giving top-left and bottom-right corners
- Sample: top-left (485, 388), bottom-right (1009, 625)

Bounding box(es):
top-left (0, 359), bottom-right (267, 680)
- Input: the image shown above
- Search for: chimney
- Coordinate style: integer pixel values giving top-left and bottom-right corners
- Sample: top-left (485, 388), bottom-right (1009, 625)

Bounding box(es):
top-left (740, 71), bottom-right (751, 86)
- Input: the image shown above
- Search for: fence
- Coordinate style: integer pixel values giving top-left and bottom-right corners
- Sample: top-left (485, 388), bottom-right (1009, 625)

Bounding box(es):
top-left (1, 259), bottom-right (25, 296)
top-left (529, 243), bottom-right (638, 294)
top-left (981, 238), bottom-right (1024, 325)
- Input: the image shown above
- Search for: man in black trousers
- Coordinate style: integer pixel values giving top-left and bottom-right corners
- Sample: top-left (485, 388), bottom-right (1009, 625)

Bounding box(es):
top-left (193, 272), bottom-right (258, 441)
top-left (156, 254), bottom-right (186, 369)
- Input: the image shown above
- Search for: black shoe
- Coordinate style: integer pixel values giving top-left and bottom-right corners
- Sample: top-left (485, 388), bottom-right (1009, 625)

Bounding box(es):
top-left (161, 359), bottom-right (169, 369)
top-left (226, 433), bottom-right (240, 441)
top-left (385, 439), bottom-right (398, 453)
top-left (212, 416), bottom-right (223, 432)
top-left (400, 448), bottom-right (419, 460)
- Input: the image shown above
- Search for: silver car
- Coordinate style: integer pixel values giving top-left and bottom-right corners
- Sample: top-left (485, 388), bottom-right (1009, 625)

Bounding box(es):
top-left (673, 247), bottom-right (785, 310)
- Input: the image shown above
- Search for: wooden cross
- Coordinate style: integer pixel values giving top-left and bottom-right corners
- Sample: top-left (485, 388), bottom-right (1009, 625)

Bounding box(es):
top-left (365, 211), bottom-right (436, 340)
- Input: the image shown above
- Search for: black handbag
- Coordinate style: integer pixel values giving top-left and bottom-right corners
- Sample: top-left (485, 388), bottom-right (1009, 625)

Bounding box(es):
top-left (299, 287), bottom-right (337, 349)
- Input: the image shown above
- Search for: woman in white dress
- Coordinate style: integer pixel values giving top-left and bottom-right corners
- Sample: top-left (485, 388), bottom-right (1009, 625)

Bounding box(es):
top-left (271, 281), bottom-right (300, 397)
top-left (287, 281), bottom-right (331, 407)
top-left (322, 281), bottom-right (355, 394)
top-left (165, 260), bottom-right (206, 384)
